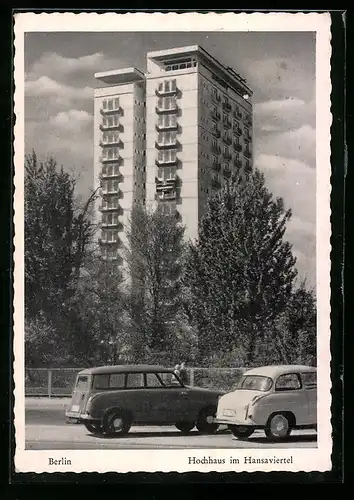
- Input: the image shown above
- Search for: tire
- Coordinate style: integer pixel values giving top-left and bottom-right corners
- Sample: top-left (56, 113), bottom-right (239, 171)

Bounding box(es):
top-left (103, 409), bottom-right (132, 437)
top-left (196, 406), bottom-right (218, 434)
top-left (265, 413), bottom-right (292, 440)
top-left (175, 421), bottom-right (195, 434)
top-left (228, 425), bottom-right (255, 439)
top-left (84, 421), bottom-right (102, 434)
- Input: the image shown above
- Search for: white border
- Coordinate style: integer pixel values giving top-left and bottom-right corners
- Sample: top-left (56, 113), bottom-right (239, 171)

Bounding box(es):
top-left (13, 12), bottom-right (332, 473)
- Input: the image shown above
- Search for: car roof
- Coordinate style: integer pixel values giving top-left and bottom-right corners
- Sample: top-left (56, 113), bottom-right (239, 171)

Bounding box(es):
top-left (243, 364), bottom-right (316, 378)
top-left (78, 364), bottom-right (175, 375)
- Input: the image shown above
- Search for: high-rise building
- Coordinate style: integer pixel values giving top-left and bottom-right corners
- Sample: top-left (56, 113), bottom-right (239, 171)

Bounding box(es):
top-left (93, 45), bottom-right (253, 263)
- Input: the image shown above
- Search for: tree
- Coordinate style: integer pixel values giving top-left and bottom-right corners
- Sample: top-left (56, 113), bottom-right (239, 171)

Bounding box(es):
top-left (184, 169), bottom-right (298, 364)
top-left (125, 203), bottom-right (186, 361)
top-left (24, 151), bottom-right (97, 365)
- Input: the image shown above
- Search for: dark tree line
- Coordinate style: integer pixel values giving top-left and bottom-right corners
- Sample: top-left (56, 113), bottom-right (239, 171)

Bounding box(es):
top-left (24, 151), bottom-right (316, 369)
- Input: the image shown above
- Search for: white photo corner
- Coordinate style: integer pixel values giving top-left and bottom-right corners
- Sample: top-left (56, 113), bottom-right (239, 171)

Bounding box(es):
top-left (13, 11), bottom-right (332, 473)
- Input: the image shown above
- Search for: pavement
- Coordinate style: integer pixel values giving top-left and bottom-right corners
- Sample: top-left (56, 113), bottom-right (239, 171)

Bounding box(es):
top-left (24, 398), bottom-right (318, 450)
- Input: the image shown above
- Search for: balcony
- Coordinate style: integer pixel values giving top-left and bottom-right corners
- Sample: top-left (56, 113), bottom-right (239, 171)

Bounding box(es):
top-left (211, 129), bottom-right (221, 139)
top-left (244, 148), bottom-right (252, 159)
top-left (155, 84), bottom-right (177, 97)
top-left (99, 123), bottom-right (123, 132)
top-left (223, 135), bottom-right (232, 145)
top-left (223, 152), bottom-right (232, 161)
top-left (98, 236), bottom-right (120, 245)
top-left (211, 93), bottom-right (221, 104)
top-left (211, 144), bottom-right (220, 154)
top-left (99, 138), bottom-right (123, 148)
top-left (234, 159), bottom-right (243, 169)
top-left (211, 178), bottom-right (221, 190)
top-left (155, 101), bottom-right (178, 114)
top-left (155, 177), bottom-right (177, 191)
top-left (212, 162), bottom-right (221, 172)
top-left (155, 121), bottom-right (178, 131)
top-left (100, 171), bottom-right (122, 181)
top-left (234, 126), bottom-right (242, 136)
top-left (210, 109), bottom-right (221, 121)
top-left (234, 110), bottom-right (242, 120)
top-left (99, 204), bottom-right (123, 214)
top-left (156, 191), bottom-right (177, 201)
top-left (222, 101), bottom-right (232, 111)
top-left (101, 220), bottom-right (124, 230)
top-left (223, 119), bottom-right (232, 129)
top-left (101, 186), bottom-right (122, 196)
top-left (244, 133), bottom-right (252, 142)
top-left (155, 139), bottom-right (179, 150)
top-left (155, 156), bottom-right (178, 166)
top-left (100, 153), bottom-right (121, 163)
top-left (223, 167), bottom-right (231, 179)
top-left (100, 106), bottom-right (123, 116)
top-left (234, 143), bottom-right (243, 153)
top-left (245, 115), bottom-right (252, 126)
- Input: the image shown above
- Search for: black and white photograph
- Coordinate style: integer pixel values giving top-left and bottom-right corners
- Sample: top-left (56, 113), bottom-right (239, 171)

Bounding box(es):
top-left (13, 12), bottom-right (332, 473)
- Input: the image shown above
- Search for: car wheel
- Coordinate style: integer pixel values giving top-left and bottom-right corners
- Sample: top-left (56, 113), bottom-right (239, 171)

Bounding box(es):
top-left (175, 421), bottom-right (195, 434)
top-left (196, 406), bottom-right (218, 434)
top-left (103, 410), bottom-right (132, 437)
top-left (228, 425), bottom-right (255, 439)
top-left (83, 421), bottom-right (102, 435)
top-left (265, 413), bottom-right (292, 440)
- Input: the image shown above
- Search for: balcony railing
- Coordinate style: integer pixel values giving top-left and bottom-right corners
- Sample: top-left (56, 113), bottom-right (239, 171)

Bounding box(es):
top-left (100, 106), bottom-right (123, 116)
top-left (234, 143), bottom-right (243, 153)
top-left (212, 162), bottom-right (221, 172)
top-left (234, 159), bottom-right (243, 169)
top-left (155, 156), bottom-right (178, 166)
top-left (234, 110), bottom-right (242, 120)
top-left (211, 93), bottom-right (221, 104)
top-left (223, 152), bottom-right (232, 161)
top-left (155, 85), bottom-right (177, 97)
top-left (211, 129), bottom-right (221, 139)
top-left (99, 204), bottom-right (123, 214)
top-left (211, 144), bottom-right (220, 154)
top-left (155, 102), bottom-right (178, 114)
top-left (223, 119), bottom-right (232, 129)
top-left (155, 121), bottom-right (178, 131)
top-left (211, 179), bottom-right (222, 190)
top-left (98, 236), bottom-right (120, 245)
top-left (100, 154), bottom-right (121, 163)
top-left (101, 220), bottom-right (124, 230)
top-left (234, 126), bottom-right (242, 136)
top-left (101, 186), bottom-right (122, 196)
top-left (155, 139), bottom-right (179, 149)
top-left (99, 139), bottom-right (123, 148)
top-left (244, 134), bottom-right (252, 142)
top-left (156, 191), bottom-right (177, 201)
top-left (155, 177), bottom-right (177, 191)
top-left (100, 171), bottom-right (122, 181)
top-left (99, 123), bottom-right (123, 132)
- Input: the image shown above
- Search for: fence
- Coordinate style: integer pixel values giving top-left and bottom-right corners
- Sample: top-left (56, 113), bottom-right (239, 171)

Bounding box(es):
top-left (25, 367), bottom-right (247, 397)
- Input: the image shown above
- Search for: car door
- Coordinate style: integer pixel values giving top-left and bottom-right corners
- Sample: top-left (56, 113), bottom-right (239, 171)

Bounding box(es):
top-left (301, 371), bottom-right (317, 425)
top-left (124, 372), bottom-right (146, 421)
top-left (143, 372), bottom-right (190, 424)
top-left (68, 374), bottom-right (91, 417)
top-left (273, 373), bottom-right (309, 425)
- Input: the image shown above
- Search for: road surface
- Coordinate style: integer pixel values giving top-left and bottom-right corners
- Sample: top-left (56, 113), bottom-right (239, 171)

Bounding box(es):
top-left (25, 398), bottom-right (317, 450)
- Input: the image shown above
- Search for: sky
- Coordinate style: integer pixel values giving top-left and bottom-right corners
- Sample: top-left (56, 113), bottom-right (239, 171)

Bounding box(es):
top-left (24, 31), bottom-right (316, 288)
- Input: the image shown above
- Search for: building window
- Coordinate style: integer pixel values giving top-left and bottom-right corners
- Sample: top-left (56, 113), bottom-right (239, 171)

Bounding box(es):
top-left (223, 145), bottom-right (229, 156)
top-left (157, 130), bottom-right (177, 145)
top-left (102, 164), bottom-right (119, 177)
top-left (102, 213), bottom-right (119, 226)
top-left (157, 149), bottom-right (177, 163)
top-left (157, 96), bottom-right (177, 111)
top-left (157, 79), bottom-right (177, 94)
top-left (157, 165), bottom-right (176, 181)
top-left (158, 114), bottom-right (177, 128)
top-left (102, 130), bottom-right (120, 144)
top-left (101, 147), bottom-right (119, 161)
top-left (102, 98), bottom-right (120, 111)
top-left (102, 115), bottom-right (120, 128)
top-left (101, 229), bottom-right (118, 243)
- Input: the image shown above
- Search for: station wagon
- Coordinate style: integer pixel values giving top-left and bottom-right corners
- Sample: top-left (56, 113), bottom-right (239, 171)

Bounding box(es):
top-left (214, 365), bottom-right (317, 440)
top-left (65, 364), bottom-right (224, 436)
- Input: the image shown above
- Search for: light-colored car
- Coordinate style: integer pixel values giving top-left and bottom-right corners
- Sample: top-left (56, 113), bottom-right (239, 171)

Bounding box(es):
top-left (214, 365), bottom-right (317, 440)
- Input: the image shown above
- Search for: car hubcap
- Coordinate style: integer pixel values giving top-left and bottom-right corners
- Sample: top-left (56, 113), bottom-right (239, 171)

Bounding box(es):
top-left (206, 415), bottom-right (214, 424)
top-left (112, 417), bottom-right (123, 431)
top-left (271, 415), bottom-right (288, 437)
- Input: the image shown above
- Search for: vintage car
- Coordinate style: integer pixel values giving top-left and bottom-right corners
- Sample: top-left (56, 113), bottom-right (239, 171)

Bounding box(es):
top-left (65, 364), bottom-right (224, 436)
top-left (214, 365), bottom-right (317, 440)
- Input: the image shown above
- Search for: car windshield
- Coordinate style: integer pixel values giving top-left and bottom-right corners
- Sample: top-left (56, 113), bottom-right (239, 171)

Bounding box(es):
top-left (238, 375), bottom-right (272, 392)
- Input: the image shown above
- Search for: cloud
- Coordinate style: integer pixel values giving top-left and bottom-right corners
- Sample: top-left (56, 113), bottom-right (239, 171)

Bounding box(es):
top-left (28, 52), bottom-right (121, 83)
top-left (50, 109), bottom-right (93, 131)
top-left (255, 124), bottom-right (316, 168)
top-left (254, 97), bottom-right (316, 133)
top-left (26, 76), bottom-right (93, 101)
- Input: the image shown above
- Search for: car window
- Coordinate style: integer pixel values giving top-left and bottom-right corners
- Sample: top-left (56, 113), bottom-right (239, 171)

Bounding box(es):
top-left (158, 372), bottom-right (183, 388)
top-left (126, 373), bottom-right (144, 388)
top-left (239, 375), bottom-right (272, 392)
top-left (109, 373), bottom-right (125, 389)
top-left (93, 374), bottom-right (110, 389)
top-left (275, 373), bottom-right (301, 391)
top-left (76, 375), bottom-right (89, 391)
top-left (301, 372), bottom-right (317, 389)
top-left (146, 373), bottom-right (164, 388)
